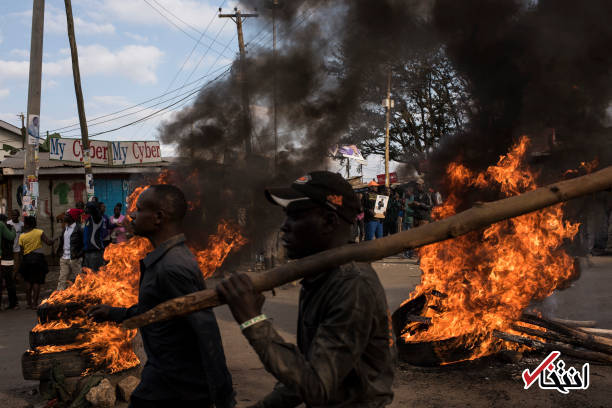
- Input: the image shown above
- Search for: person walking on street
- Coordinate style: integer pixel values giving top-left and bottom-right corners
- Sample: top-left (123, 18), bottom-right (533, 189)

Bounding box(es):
top-left (217, 171), bottom-right (396, 407)
top-left (83, 202), bottom-right (106, 272)
top-left (0, 215), bottom-right (18, 309)
top-left (88, 185), bottom-right (236, 408)
top-left (57, 210), bottom-right (84, 291)
top-left (18, 216), bottom-right (54, 309)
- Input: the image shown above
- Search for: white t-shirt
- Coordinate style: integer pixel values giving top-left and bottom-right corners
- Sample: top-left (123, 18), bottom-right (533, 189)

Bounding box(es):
top-left (7, 220), bottom-right (23, 253)
top-left (63, 223), bottom-right (75, 260)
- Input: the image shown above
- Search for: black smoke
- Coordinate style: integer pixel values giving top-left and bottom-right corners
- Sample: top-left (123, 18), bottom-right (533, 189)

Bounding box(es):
top-left (153, 0), bottom-right (612, 258)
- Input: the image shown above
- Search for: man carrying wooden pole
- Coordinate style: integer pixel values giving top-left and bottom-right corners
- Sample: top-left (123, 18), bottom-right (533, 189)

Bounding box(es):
top-left (217, 171), bottom-right (395, 407)
top-left (123, 165), bottom-right (612, 329)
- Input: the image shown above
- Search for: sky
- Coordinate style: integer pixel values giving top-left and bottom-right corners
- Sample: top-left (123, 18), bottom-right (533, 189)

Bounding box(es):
top-left (0, 0), bottom-right (397, 177)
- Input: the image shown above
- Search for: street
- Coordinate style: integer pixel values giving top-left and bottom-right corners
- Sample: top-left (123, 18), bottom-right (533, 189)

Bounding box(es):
top-left (1, 256), bottom-right (611, 407)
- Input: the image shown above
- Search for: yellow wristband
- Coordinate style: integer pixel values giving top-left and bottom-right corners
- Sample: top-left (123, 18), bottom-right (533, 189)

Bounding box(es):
top-left (239, 314), bottom-right (268, 331)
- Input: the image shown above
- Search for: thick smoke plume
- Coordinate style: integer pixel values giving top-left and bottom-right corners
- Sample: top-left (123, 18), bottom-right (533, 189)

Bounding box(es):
top-left (429, 0), bottom-right (612, 181)
top-left (153, 0), bottom-right (612, 257)
top-left (156, 0), bottom-right (432, 252)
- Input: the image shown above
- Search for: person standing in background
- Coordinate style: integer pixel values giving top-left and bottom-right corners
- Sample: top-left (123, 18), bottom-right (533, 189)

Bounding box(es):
top-left (0, 215), bottom-right (18, 309)
top-left (364, 185), bottom-right (383, 240)
top-left (83, 202), bottom-right (106, 272)
top-left (7, 209), bottom-right (23, 278)
top-left (99, 202), bottom-right (112, 248)
top-left (19, 216), bottom-right (54, 308)
top-left (57, 210), bottom-right (84, 291)
top-left (109, 203), bottom-right (128, 244)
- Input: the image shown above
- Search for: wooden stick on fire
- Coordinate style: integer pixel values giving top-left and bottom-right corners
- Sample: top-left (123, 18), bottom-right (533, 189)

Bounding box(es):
top-left (492, 330), bottom-right (612, 364)
top-left (123, 165), bottom-right (612, 330)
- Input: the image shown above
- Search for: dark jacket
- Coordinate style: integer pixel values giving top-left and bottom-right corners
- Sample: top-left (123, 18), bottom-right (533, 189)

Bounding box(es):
top-left (0, 222), bottom-right (16, 259)
top-left (244, 262), bottom-right (396, 408)
top-left (107, 234), bottom-right (235, 407)
top-left (58, 223), bottom-right (84, 259)
top-left (83, 203), bottom-right (105, 252)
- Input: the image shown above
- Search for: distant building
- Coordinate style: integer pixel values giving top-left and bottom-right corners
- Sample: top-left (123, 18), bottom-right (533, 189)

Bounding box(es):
top-left (0, 151), bottom-right (170, 254)
top-left (0, 120), bottom-right (24, 160)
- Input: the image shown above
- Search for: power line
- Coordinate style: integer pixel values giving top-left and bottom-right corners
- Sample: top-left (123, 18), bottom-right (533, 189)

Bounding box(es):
top-left (131, 28), bottom-right (238, 139)
top-left (59, 66), bottom-right (233, 136)
top-left (165, 3), bottom-right (228, 94)
top-left (78, 68), bottom-right (232, 138)
top-left (141, 0), bottom-right (231, 58)
top-left (45, 63), bottom-right (232, 134)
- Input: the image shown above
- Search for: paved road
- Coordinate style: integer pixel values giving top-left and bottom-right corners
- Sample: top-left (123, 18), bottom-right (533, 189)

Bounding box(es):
top-left (1, 256), bottom-right (611, 407)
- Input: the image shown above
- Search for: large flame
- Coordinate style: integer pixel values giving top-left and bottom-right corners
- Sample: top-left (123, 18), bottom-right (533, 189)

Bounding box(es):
top-left (33, 171), bottom-right (246, 373)
top-left (400, 137), bottom-right (580, 360)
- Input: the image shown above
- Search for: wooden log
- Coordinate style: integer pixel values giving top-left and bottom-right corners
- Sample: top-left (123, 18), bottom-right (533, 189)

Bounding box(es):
top-left (492, 330), bottom-right (612, 364)
top-left (37, 302), bottom-right (87, 323)
top-left (405, 314), bottom-right (432, 325)
top-left (511, 324), bottom-right (572, 344)
top-left (579, 327), bottom-right (612, 338)
top-left (29, 327), bottom-right (86, 350)
top-left (550, 317), bottom-right (597, 328)
top-left (520, 312), bottom-right (612, 354)
top-left (123, 165), bottom-right (612, 330)
top-left (22, 349), bottom-right (92, 380)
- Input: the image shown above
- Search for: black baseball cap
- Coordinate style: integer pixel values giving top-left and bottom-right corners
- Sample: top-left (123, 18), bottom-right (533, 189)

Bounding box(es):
top-left (265, 171), bottom-right (360, 223)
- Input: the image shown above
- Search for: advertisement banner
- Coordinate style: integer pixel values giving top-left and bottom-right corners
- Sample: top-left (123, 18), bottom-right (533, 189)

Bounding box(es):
top-left (49, 138), bottom-right (162, 166)
top-left (111, 141), bottom-right (162, 165)
top-left (376, 172), bottom-right (398, 185)
top-left (49, 138), bottom-right (111, 164)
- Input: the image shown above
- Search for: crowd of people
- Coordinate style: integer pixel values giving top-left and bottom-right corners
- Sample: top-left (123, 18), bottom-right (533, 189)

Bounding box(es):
top-left (0, 199), bottom-right (129, 310)
top-left (355, 179), bottom-right (442, 254)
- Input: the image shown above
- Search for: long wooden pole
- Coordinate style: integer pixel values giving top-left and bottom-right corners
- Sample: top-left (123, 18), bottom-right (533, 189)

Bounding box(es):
top-left (65, 0), bottom-right (95, 201)
top-left (123, 165), bottom-right (612, 329)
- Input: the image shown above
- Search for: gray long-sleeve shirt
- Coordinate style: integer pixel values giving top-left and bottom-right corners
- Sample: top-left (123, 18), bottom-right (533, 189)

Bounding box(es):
top-left (244, 262), bottom-right (396, 408)
top-left (108, 234), bottom-right (235, 407)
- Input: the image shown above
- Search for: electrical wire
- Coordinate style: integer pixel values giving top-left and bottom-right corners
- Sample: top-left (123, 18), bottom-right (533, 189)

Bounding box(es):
top-left (141, 0), bottom-right (230, 57)
top-left (45, 63), bottom-right (232, 134)
top-left (80, 68), bottom-right (231, 138)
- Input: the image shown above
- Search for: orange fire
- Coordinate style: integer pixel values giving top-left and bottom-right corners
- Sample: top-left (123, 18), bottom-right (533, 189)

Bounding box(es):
top-left (33, 171), bottom-right (246, 374)
top-left (400, 137), bottom-right (580, 360)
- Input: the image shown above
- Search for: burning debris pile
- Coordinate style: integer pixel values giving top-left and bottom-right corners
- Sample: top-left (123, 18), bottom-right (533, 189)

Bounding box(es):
top-left (393, 137), bottom-right (596, 365)
top-left (22, 172), bottom-right (246, 381)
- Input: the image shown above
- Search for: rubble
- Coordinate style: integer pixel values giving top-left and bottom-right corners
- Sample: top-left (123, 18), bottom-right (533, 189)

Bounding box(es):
top-left (85, 378), bottom-right (116, 408)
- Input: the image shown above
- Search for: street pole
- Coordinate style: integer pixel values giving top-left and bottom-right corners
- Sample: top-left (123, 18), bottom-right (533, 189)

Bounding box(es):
top-left (272, 0), bottom-right (279, 173)
top-left (383, 69), bottom-right (393, 188)
top-left (220, 8), bottom-right (258, 155)
top-left (23, 0), bottom-right (45, 217)
top-left (64, 0), bottom-right (94, 201)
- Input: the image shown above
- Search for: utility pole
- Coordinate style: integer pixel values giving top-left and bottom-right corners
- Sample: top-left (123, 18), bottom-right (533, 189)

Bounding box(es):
top-left (382, 69), bottom-right (394, 188)
top-left (64, 0), bottom-right (94, 201)
top-left (271, 0), bottom-right (280, 173)
top-left (219, 8), bottom-right (258, 155)
top-left (23, 0), bottom-right (45, 217)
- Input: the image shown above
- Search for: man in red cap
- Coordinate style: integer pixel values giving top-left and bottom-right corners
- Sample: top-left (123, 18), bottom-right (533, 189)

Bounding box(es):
top-left (217, 171), bottom-right (396, 407)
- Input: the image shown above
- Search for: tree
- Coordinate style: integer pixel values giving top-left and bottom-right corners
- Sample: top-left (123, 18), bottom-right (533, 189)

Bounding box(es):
top-left (343, 47), bottom-right (470, 162)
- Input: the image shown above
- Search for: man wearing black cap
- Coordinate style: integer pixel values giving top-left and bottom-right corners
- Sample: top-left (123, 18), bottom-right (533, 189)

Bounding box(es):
top-left (217, 171), bottom-right (396, 407)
